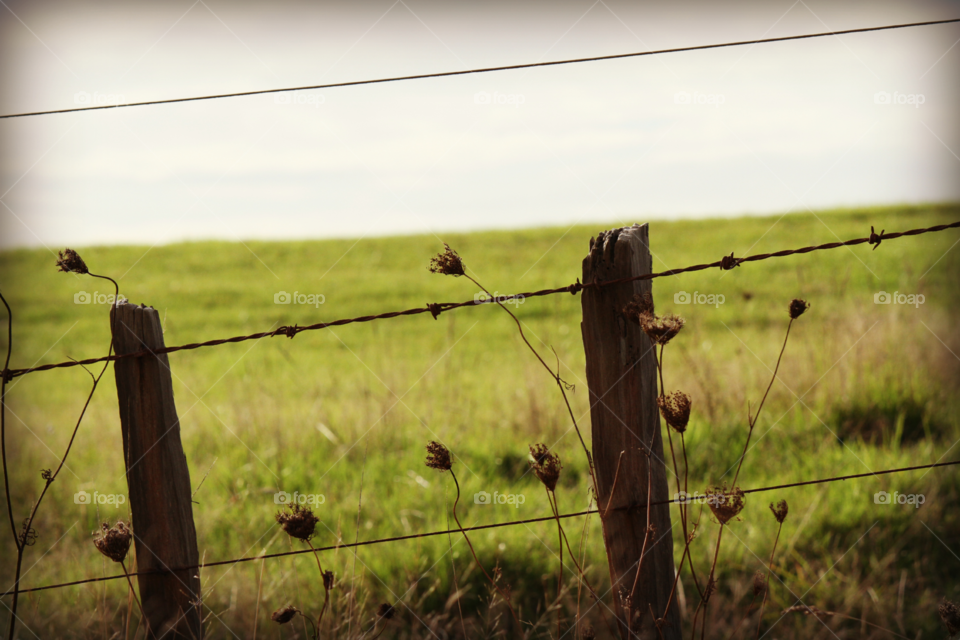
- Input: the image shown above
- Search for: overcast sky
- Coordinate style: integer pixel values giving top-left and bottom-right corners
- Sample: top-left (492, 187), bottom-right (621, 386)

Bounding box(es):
top-left (1, 0), bottom-right (958, 249)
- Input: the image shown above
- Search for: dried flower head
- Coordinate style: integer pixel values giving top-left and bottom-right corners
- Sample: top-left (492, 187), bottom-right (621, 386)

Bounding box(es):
top-left (788, 299), bottom-right (810, 319)
top-left (425, 441), bottom-right (452, 471)
top-left (581, 623), bottom-right (596, 640)
top-left (40, 469), bottom-right (52, 481)
top-left (706, 485), bottom-right (745, 525)
top-left (271, 606), bottom-right (300, 624)
top-left (782, 605), bottom-right (833, 619)
top-left (275, 504), bottom-right (319, 542)
top-left (93, 520), bottom-right (132, 563)
top-left (753, 570), bottom-right (766, 597)
top-left (377, 603), bottom-right (396, 620)
top-left (941, 599), bottom-right (960, 636)
top-left (56, 248), bottom-right (89, 274)
top-left (529, 443), bottom-right (562, 492)
top-left (622, 292), bottom-right (654, 325)
top-left (428, 243), bottom-right (465, 277)
top-left (657, 391), bottom-right (692, 433)
top-left (322, 570), bottom-right (334, 590)
top-left (639, 312), bottom-right (685, 346)
top-left (19, 519), bottom-right (38, 547)
top-left (770, 499), bottom-right (789, 524)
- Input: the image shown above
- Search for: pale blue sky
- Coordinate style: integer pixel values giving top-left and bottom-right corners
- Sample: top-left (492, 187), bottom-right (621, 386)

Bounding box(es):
top-left (1, 0), bottom-right (958, 249)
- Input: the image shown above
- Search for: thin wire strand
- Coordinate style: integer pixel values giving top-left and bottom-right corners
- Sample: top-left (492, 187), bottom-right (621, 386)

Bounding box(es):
top-left (5, 220), bottom-right (958, 379)
top-left (4, 459), bottom-right (956, 597)
top-left (1, 18), bottom-right (957, 120)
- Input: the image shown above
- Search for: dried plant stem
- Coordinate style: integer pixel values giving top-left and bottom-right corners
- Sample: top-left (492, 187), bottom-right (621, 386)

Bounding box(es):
top-left (253, 556), bottom-right (265, 640)
top-left (307, 540), bottom-right (331, 635)
top-left (449, 470), bottom-right (523, 634)
top-left (444, 499), bottom-right (468, 640)
top-left (754, 521), bottom-right (783, 639)
top-left (465, 276), bottom-right (599, 498)
top-left (5, 274), bottom-right (118, 640)
top-left (602, 451), bottom-right (626, 518)
top-left (120, 559), bottom-right (149, 639)
top-left (546, 489), bottom-right (563, 639)
top-left (732, 319), bottom-right (794, 488)
top-left (699, 525), bottom-right (726, 640)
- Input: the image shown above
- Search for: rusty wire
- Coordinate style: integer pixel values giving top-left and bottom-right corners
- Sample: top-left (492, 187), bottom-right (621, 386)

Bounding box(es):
top-left (4, 220), bottom-right (959, 381)
top-left (3, 458), bottom-right (956, 597)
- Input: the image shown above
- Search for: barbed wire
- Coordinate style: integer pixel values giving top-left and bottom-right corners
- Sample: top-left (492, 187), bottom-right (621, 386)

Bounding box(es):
top-left (4, 220), bottom-right (958, 381)
top-left (1, 18), bottom-right (956, 121)
top-left (3, 458), bottom-right (956, 597)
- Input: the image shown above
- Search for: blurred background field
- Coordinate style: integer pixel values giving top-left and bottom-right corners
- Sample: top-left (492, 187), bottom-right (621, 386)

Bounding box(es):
top-left (1, 203), bottom-right (958, 638)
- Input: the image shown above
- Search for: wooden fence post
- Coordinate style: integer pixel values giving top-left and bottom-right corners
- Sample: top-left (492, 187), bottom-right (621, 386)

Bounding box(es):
top-left (580, 224), bottom-right (681, 639)
top-left (112, 301), bottom-right (203, 639)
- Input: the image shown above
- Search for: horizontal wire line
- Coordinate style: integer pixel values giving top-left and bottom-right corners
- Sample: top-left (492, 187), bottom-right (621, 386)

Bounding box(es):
top-left (5, 219), bottom-right (959, 380)
top-left (1, 18), bottom-right (957, 120)
top-left (4, 458), bottom-right (957, 596)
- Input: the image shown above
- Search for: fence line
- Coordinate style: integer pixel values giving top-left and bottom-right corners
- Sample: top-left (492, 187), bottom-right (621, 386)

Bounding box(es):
top-left (1, 18), bottom-right (957, 120)
top-left (4, 458), bottom-right (956, 598)
top-left (5, 220), bottom-right (959, 381)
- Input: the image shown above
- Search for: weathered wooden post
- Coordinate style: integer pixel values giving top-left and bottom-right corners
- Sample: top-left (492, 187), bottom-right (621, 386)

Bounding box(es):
top-left (112, 301), bottom-right (203, 639)
top-left (580, 224), bottom-right (680, 639)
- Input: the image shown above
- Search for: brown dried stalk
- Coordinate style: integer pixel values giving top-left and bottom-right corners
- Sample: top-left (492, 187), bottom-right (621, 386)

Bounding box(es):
top-left (4, 254), bottom-right (120, 640)
top-left (755, 500), bottom-right (788, 638)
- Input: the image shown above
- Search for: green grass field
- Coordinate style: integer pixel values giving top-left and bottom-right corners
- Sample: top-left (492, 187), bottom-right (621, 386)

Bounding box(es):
top-left (1, 203), bottom-right (959, 638)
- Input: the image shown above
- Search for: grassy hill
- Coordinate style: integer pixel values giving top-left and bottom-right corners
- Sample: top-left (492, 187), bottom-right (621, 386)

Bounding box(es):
top-left (1, 203), bottom-right (958, 638)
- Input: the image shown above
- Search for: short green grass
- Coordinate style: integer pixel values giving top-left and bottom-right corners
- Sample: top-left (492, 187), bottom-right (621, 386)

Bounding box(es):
top-left (1, 203), bottom-right (958, 638)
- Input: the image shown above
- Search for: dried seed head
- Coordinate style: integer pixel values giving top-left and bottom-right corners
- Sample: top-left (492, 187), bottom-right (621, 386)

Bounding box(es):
top-left (275, 504), bottom-right (319, 542)
top-left (40, 469), bottom-right (52, 481)
top-left (56, 248), bottom-right (89, 274)
top-left (425, 441), bottom-right (452, 471)
top-left (19, 519), bottom-right (38, 547)
top-left (322, 570), bottom-right (334, 590)
top-left (706, 485), bottom-right (745, 525)
top-left (271, 606), bottom-right (300, 624)
top-left (93, 521), bottom-right (132, 563)
top-left (428, 243), bottom-right (465, 276)
top-left (770, 499), bottom-right (789, 524)
top-left (622, 293), bottom-right (654, 325)
top-left (581, 623), bottom-right (596, 640)
top-left (753, 570), bottom-right (766, 597)
top-left (782, 605), bottom-right (833, 619)
top-left (377, 603), bottom-right (396, 620)
top-left (941, 599), bottom-right (960, 636)
top-left (639, 312), bottom-right (685, 346)
top-left (788, 299), bottom-right (810, 319)
top-left (657, 391), bottom-right (692, 433)
top-left (529, 443), bottom-right (562, 492)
